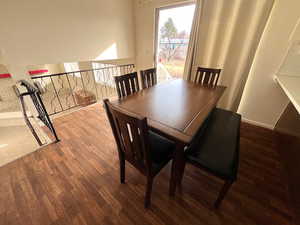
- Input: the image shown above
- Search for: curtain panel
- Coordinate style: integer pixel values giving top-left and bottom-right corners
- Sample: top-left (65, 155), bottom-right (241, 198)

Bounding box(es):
top-left (184, 0), bottom-right (275, 111)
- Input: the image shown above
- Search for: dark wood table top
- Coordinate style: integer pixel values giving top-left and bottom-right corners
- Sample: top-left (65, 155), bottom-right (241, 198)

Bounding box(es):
top-left (112, 79), bottom-right (226, 144)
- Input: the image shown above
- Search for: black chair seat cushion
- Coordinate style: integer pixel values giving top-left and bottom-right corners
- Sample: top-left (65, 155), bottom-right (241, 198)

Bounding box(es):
top-left (186, 108), bottom-right (241, 180)
top-left (149, 131), bottom-right (175, 164)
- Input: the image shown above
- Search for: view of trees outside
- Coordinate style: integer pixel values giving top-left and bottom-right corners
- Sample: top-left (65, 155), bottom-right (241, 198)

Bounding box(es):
top-left (157, 4), bottom-right (195, 82)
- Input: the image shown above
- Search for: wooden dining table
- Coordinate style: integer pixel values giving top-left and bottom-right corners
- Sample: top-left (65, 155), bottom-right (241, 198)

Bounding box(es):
top-left (112, 79), bottom-right (226, 195)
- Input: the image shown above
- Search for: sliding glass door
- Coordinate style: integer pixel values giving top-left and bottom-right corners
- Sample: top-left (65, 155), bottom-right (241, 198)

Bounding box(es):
top-left (155, 3), bottom-right (195, 83)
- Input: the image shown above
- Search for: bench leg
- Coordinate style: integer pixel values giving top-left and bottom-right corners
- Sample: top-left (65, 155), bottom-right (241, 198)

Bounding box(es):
top-left (120, 158), bottom-right (125, 184)
top-left (214, 180), bottom-right (233, 209)
top-left (145, 176), bottom-right (153, 208)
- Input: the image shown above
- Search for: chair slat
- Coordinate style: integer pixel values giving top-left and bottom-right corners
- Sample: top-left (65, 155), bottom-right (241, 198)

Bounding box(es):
top-left (130, 77), bottom-right (136, 93)
top-left (115, 82), bottom-right (122, 99)
top-left (131, 124), bottom-right (143, 162)
top-left (210, 73), bottom-right (216, 86)
top-left (199, 71), bottom-right (204, 83)
top-left (203, 71), bottom-right (211, 85)
top-left (118, 119), bottom-right (135, 158)
top-left (120, 82), bottom-right (126, 98)
top-left (124, 79), bottom-right (131, 96)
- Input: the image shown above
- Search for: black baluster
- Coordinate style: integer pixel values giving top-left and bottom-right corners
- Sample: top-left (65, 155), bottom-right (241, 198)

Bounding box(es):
top-left (66, 73), bottom-right (76, 106)
top-left (50, 76), bottom-right (63, 112)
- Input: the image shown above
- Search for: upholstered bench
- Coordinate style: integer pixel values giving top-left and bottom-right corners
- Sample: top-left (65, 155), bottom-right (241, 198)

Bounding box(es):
top-left (185, 108), bottom-right (241, 208)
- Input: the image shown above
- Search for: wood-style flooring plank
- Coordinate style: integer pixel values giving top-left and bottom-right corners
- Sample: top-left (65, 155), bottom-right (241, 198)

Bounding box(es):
top-left (0, 104), bottom-right (295, 225)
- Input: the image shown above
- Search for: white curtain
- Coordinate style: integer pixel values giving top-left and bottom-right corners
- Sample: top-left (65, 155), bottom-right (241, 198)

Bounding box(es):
top-left (184, 0), bottom-right (275, 111)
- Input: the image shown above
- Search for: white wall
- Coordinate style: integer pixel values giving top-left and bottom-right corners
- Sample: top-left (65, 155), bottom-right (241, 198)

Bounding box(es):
top-left (0, 0), bottom-right (135, 79)
top-left (0, 64), bottom-right (8, 74)
top-left (238, 0), bottom-right (300, 129)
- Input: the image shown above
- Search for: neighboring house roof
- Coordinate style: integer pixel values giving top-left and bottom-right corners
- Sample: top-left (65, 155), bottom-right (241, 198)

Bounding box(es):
top-left (160, 38), bottom-right (189, 44)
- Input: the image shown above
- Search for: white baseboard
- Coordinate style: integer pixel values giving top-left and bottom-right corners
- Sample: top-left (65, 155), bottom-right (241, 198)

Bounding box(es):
top-left (0, 118), bottom-right (25, 127)
top-left (0, 111), bottom-right (23, 119)
top-left (0, 111), bottom-right (27, 127)
top-left (242, 118), bottom-right (274, 130)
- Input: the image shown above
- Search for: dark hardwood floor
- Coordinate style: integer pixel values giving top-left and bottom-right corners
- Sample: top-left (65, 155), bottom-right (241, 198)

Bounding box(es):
top-left (0, 104), bottom-right (295, 225)
top-left (275, 103), bottom-right (300, 224)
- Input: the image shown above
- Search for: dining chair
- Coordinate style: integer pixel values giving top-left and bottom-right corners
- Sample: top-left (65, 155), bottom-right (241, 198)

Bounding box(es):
top-left (103, 99), bottom-right (175, 208)
top-left (194, 67), bottom-right (222, 87)
top-left (114, 72), bottom-right (140, 99)
top-left (140, 68), bottom-right (157, 89)
top-left (181, 108), bottom-right (241, 208)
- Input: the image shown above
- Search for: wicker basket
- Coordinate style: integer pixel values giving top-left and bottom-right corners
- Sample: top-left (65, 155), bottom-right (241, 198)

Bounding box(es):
top-left (74, 90), bottom-right (96, 106)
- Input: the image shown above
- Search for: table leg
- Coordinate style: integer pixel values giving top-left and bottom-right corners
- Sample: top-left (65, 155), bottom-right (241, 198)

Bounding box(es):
top-left (169, 142), bottom-right (186, 196)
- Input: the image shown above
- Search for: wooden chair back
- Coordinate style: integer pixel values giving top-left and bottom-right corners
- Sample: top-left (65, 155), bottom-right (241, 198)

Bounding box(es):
top-left (194, 67), bottom-right (221, 87)
top-left (140, 68), bottom-right (157, 89)
top-left (114, 72), bottom-right (140, 99)
top-left (103, 99), bottom-right (151, 173)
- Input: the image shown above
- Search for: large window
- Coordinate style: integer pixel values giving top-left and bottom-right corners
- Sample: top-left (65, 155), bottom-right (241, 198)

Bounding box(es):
top-left (92, 62), bottom-right (115, 87)
top-left (64, 62), bottom-right (80, 77)
top-left (155, 3), bottom-right (195, 83)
